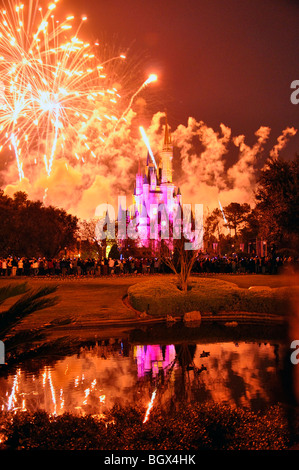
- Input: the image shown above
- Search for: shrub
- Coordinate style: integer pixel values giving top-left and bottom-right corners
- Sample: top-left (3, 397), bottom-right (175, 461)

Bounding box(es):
top-left (127, 276), bottom-right (297, 317)
top-left (0, 402), bottom-right (294, 450)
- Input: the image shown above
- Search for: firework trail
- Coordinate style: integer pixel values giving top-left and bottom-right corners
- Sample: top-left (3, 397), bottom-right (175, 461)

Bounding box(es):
top-left (143, 388), bottom-right (157, 424)
top-left (114, 73), bottom-right (157, 131)
top-left (139, 125), bottom-right (157, 169)
top-left (0, 0), bottom-right (157, 180)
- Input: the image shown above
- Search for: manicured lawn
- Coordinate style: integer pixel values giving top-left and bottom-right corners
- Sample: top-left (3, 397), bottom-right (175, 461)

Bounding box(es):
top-left (212, 272), bottom-right (299, 289)
top-left (0, 276), bottom-right (141, 338)
top-left (0, 273), bottom-right (298, 335)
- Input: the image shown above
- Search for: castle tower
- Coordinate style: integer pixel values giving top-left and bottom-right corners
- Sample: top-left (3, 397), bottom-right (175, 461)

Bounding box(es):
top-left (124, 110), bottom-right (182, 250)
top-left (160, 111), bottom-right (173, 184)
top-left (135, 158), bottom-right (143, 196)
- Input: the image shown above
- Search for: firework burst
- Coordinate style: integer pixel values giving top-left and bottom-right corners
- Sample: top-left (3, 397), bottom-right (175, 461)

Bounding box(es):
top-left (0, 0), bottom-right (156, 180)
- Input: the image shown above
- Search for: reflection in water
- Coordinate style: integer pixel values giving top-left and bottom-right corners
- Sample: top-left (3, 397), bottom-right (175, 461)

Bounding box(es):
top-left (0, 339), bottom-right (285, 417)
top-left (135, 344), bottom-right (176, 378)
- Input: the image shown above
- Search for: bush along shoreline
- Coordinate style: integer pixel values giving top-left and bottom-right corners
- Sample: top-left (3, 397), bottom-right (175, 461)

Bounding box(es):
top-left (127, 276), bottom-right (297, 320)
top-left (0, 401), bottom-right (297, 450)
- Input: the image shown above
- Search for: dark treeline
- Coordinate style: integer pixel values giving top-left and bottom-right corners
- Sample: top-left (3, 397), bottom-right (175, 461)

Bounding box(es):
top-left (0, 190), bottom-right (78, 258)
top-left (204, 155), bottom-right (299, 256)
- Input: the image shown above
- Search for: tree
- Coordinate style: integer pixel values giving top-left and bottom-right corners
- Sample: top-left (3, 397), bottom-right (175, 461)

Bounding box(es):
top-left (0, 190), bottom-right (15, 255)
top-left (108, 243), bottom-right (120, 260)
top-left (119, 237), bottom-right (140, 259)
top-left (204, 207), bottom-right (231, 254)
top-left (239, 207), bottom-right (261, 247)
top-left (223, 202), bottom-right (251, 237)
top-left (205, 208), bottom-right (226, 240)
top-left (78, 219), bottom-right (105, 258)
top-left (0, 283), bottom-right (69, 368)
top-left (0, 191), bottom-right (78, 258)
top-left (255, 155), bottom-right (299, 250)
top-left (158, 208), bottom-right (203, 292)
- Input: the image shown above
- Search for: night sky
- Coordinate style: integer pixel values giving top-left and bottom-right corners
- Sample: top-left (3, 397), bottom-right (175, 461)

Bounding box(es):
top-left (65, 0), bottom-right (299, 157)
top-left (0, 0), bottom-right (298, 218)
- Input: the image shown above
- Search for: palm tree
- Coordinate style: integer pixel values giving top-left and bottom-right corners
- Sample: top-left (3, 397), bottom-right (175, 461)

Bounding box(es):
top-left (0, 283), bottom-right (74, 370)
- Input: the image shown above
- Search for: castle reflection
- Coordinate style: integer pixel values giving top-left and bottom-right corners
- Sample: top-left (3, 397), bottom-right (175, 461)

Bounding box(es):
top-left (134, 345), bottom-right (176, 378)
top-left (0, 339), bottom-right (286, 417)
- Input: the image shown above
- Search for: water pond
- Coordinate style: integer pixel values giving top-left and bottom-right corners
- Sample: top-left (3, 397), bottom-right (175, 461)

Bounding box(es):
top-left (0, 321), bottom-right (291, 419)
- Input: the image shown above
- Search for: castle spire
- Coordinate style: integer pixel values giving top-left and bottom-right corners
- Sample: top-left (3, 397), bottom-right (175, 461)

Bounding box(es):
top-left (163, 109), bottom-right (171, 150)
top-left (160, 109), bottom-right (173, 183)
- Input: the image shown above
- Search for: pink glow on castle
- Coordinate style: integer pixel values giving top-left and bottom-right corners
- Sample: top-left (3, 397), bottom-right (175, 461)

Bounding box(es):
top-left (129, 114), bottom-right (182, 247)
top-left (134, 344), bottom-right (177, 378)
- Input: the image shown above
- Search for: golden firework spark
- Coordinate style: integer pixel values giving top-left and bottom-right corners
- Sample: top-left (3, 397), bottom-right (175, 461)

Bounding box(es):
top-left (0, 0), bottom-right (157, 180)
top-left (143, 388), bottom-right (157, 423)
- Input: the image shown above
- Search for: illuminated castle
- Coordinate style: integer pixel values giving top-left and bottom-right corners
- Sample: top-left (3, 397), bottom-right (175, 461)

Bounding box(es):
top-left (127, 114), bottom-right (182, 248)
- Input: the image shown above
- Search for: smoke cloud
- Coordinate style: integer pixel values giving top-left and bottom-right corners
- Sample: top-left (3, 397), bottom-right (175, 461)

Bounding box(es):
top-left (269, 127), bottom-right (297, 159)
top-left (1, 112), bottom-right (297, 221)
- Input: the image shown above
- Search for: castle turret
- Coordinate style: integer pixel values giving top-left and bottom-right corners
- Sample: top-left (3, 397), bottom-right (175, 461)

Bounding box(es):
top-left (160, 111), bottom-right (173, 184)
top-left (142, 171), bottom-right (149, 212)
top-left (125, 109), bottom-right (182, 250)
top-left (149, 167), bottom-right (157, 191)
top-left (176, 187), bottom-right (182, 205)
top-left (135, 159), bottom-right (143, 196)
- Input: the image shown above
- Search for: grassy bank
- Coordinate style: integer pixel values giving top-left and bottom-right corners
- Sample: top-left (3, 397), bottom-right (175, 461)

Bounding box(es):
top-left (0, 274), bottom-right (297, 336)
top-left (127, 276), bottom-right (299, 318)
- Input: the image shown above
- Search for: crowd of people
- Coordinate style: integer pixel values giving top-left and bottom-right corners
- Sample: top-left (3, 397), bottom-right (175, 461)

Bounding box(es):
top-left (0, 253), bottom-right (297, 277)
top-left (193, 254), bottom-right (297, 274)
